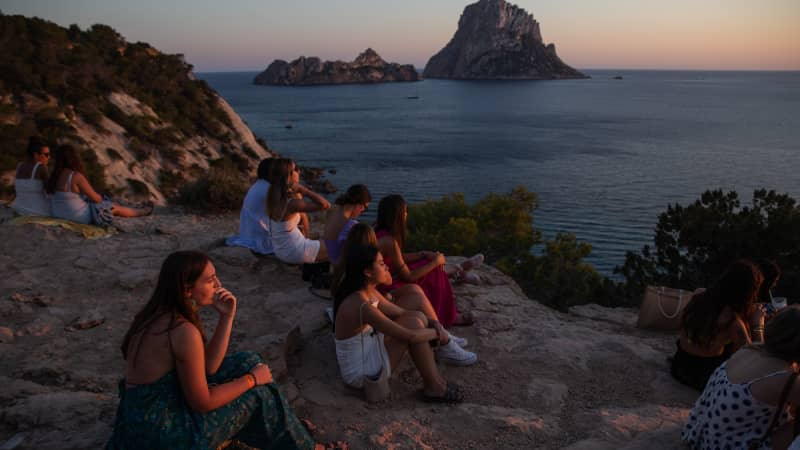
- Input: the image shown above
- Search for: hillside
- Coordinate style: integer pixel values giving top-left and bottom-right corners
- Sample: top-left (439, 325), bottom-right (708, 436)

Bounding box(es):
top-left (0, 14), bottom-right (272, 203)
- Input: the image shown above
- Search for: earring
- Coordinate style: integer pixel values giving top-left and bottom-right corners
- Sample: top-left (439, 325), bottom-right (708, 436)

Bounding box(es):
top-left (190, 298), bottom-right (197, 309)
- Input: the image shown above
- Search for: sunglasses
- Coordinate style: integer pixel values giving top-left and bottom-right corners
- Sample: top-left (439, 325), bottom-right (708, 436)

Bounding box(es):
top-left (39, 152), bottom-right (51, 157)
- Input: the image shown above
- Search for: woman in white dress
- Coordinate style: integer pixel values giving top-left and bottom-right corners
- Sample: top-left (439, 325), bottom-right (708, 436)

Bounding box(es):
top-left (266, 158), bottom-right (330, 264)
top-left (12, 136), bottom-right (51, 216)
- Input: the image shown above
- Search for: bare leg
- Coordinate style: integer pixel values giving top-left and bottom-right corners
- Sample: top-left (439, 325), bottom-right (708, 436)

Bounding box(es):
top-left (383, 311), bottom-right (446, 396)
top-left (392, 284), bottom-right (438, 321)
top-left (112, 203), bottom-right (152, 217)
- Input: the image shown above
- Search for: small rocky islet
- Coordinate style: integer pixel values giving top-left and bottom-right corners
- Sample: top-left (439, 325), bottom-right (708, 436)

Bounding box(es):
top-left (253, 48), bottom-right (420, 86)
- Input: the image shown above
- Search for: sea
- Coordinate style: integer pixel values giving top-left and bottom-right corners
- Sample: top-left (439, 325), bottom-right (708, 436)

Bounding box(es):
top-left (199, 70), bottom-right (800, 275)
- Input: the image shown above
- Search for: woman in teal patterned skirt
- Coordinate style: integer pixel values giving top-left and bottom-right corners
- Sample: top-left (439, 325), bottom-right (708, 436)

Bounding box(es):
top-left (106, 251), bottom-right (319, 449)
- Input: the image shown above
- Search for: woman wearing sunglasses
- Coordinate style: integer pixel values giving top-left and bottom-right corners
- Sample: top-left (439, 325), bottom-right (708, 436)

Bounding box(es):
top-left (12, 136), bottom-right (51, 216)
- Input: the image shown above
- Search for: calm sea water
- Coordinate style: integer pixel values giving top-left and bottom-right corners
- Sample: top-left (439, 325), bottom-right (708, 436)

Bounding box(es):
top-left (200, 70), bottom-right (800, 274)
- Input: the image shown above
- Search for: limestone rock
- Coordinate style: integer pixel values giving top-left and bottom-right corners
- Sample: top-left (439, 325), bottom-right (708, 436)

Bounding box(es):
top-left (64, 311), bottom-right (105, 332)
top-left (254, 48), bottom-right (421, 86)
top-left (424, 0), bottom-right (587, 80)
top-left (3, 391), bottom-right (111, 429)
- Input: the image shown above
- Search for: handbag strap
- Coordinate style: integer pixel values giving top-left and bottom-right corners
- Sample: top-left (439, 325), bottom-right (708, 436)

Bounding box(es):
top-left (755, 370), bottom-right (799, 446)
top-left (656, 287), bottom-right (685, 319)
top-left (359, 297), bottom-right (387, 384)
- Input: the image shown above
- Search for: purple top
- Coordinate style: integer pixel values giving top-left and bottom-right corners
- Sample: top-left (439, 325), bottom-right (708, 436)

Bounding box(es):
top-left (325, 219), bottom-right (358, 265)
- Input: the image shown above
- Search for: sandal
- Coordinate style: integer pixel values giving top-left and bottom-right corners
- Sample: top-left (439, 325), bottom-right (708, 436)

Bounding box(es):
top-left (452, 311), bottom-right (475, 327)
top-left (421, 382), bottom-right (464, 403)
top-left (323, 441), bottom-right (350, 450)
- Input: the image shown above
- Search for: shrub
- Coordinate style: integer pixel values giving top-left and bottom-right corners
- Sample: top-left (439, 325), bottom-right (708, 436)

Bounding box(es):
top-left (407, 188), bottom-right (610, 310)
top-left (407, 187), bottom-right (540, 263)
top-left (176, 162), bottom-right (248, 212)
top-left (617, 189), bottom-right (800, 302)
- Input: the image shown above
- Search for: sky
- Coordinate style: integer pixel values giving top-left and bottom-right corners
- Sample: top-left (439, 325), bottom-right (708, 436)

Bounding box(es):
top-left (1, 0), bottom-right (799, 72)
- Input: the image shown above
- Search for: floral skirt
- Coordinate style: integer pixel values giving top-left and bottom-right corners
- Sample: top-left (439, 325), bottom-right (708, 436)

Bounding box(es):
top-left (106, 351), bottom-right (315, 450)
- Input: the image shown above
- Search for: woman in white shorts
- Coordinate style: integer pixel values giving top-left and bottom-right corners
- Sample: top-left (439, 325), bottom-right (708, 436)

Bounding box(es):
top-left (332, 244), bottom-right (464, 403)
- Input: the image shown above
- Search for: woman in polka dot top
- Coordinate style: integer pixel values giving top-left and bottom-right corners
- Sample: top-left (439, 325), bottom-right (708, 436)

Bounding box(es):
top-left (682, 306), bottom-right (800, 450)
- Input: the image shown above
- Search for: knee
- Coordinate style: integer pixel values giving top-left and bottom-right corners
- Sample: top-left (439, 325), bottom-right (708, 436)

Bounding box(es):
top-left (233, 351), bottom-right (264, 369)
top-left (398, 311), bottom-right (427, 329)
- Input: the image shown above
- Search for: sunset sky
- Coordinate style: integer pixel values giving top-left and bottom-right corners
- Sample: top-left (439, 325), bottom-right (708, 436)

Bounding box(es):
top-left (2, 0), bottom-right (799, 72)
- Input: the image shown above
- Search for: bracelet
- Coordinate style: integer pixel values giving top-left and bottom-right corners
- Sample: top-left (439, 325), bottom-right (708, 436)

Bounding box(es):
top-left (244, 372), bottom-right (256, 389)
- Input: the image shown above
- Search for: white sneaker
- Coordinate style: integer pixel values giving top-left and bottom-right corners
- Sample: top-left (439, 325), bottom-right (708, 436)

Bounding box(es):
top-left (447, 331), bottom-right (468, 347)
top-left (437, 340), bottom-right (477, 366)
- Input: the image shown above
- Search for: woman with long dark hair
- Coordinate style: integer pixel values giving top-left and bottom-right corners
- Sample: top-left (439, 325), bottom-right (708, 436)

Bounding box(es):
top-left (374, 194), bottom-right (480, 328)
top-left (106, 251), bottom-right (318, 449)
top-left (333, 223), bottom-right (476, 365)
top-left (333, 244), bottom-right (464, 402)
top-left (12, 136), bottom-right (51, 216)
top-left (266, 158), bottom-right (330, 263)
top-left (323, 184), bottom-right (371, 264)
top-left (671, 259), bottom-right (766, 390)
top-left (683, 306), bottom-right (800, 450)
top-left (756, 258), bottom-right (782, 304)
top-left (47, 144), bottom-right (151, 225)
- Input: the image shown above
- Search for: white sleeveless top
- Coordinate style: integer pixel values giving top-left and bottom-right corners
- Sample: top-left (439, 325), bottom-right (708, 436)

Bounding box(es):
top-left (268, 199), bottom-right (320, 264)
top-left (12, 162), bottom-right (50, 216)
top-left (51, 172), bottom-right (91, 224)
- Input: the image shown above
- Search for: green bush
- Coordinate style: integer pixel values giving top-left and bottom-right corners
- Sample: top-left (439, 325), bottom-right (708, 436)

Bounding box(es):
top-left (176, 161), bottom-right (247, 212)
top-left (617, 189), bottom-right (800, 302)
top-left (407, 188), bottom-right (611, 310)
top-left (407, 187), bottom-right (540, 263)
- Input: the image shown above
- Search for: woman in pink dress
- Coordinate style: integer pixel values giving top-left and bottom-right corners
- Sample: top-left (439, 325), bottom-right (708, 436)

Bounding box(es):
top-left (374, 194), bottom-right (479, 328)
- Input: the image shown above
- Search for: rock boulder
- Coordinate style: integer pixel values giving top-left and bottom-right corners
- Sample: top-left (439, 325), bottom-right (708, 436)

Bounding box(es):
top-left (424, 0), bottom-right (587, 80)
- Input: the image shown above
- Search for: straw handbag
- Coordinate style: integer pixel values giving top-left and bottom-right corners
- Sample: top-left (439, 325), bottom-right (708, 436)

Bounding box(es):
top-left (636, 286), bottom-right (693, 332)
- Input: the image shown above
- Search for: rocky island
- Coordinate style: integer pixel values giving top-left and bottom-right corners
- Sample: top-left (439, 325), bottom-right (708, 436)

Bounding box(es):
top-left (253, 48), bottom-right (420, 86)
top-left (424, 0), bottom-right (588, 80)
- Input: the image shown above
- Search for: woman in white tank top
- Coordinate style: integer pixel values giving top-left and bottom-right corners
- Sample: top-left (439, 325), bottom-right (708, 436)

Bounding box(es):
top-left (266, 158), bottom-right (331, 263)
top-left (12, 136), bottom-right (51, 216)
top-left (47, 144), bottom-right (153, 225)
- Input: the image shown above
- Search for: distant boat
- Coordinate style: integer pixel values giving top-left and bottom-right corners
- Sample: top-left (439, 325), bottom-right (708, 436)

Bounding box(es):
top-left (612, 76), bottom-right (623, 80)
top-left (285, 124), bottom-right (293, 129)
top-left (407, 96), bottom-right (420, 100)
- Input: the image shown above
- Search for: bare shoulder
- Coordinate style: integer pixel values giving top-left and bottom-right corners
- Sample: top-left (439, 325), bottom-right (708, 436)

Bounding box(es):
top-left (169, 321), bottom-right (203, 356)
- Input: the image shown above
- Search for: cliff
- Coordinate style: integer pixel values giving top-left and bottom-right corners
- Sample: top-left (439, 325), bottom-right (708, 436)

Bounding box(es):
top-left (0, 206), bottom-right (696, 449)
top-left (254, 48), bottom-right (421, 86)
top-left (0, 15), bottom-right (274, 204)
top-left (424, 0), bottom-right (588, 80)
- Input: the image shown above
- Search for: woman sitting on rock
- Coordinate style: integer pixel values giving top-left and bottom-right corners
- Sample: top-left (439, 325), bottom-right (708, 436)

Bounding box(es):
top-left (12, 136), bottom-right (51, 217)
top-left (107, 251), bottom-right (318, 449)
top-left (323, 184), bottom-right (371, 264)
top-left (333, 244), bottom-right (465, 402)
top-left (374, 194), bottom-right (481, 328)
top-left (267, 158), bottom-right (330, 264)
top-left (671, 259), bottom-right (765, 390)
top-left (46, 144), bottom-right (152, 225)
top-left (683, 305), bottom-right (800, 450)
top-left (334, 223), bottom-right (476, 366)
